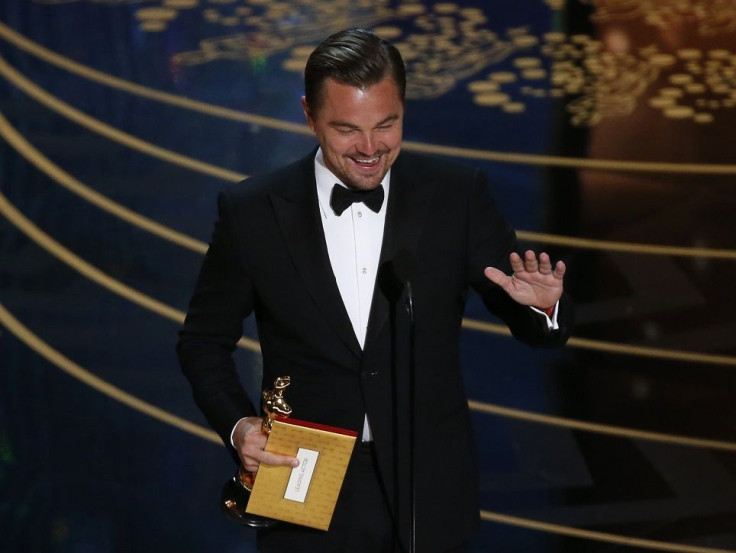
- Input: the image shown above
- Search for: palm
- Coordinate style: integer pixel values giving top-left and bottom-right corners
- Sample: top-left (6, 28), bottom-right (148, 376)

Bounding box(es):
top-left (484, 251), bottom-right (565, 309)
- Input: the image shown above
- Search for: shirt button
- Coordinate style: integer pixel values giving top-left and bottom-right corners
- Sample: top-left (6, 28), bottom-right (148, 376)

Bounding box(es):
top-left (357, 211), bottom-right (363, 217)
top-left (362, 268), bottom-right (368, 275)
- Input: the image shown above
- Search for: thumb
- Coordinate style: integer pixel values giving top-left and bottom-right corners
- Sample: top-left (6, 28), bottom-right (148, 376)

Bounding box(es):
top-left (484, 266), bottom-right (511, 289)
top-left (260, 451), bottom-right (300, 468)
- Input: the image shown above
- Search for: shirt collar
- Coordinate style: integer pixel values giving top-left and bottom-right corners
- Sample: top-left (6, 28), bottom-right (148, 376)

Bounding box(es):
top-left (314, 148), bottom-right (391, 219)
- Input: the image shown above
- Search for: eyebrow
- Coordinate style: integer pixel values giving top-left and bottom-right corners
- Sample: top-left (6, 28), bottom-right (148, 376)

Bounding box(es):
top-left (329, 114), bottom-right (400, 129)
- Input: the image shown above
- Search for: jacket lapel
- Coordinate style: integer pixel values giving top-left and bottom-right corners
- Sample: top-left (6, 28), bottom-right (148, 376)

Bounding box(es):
top-left (269, 154), bottom-right (363, 359)
top-left (364, 153), bottom-right (433, 351)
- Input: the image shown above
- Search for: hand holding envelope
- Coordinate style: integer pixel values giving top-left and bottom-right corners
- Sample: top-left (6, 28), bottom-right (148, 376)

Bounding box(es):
top-left (222, 376), bottom-right (357, 531)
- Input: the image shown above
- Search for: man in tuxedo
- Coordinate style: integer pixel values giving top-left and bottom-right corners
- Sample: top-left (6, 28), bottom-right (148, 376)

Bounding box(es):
top-left (178, 28), bottom-right (572, 553)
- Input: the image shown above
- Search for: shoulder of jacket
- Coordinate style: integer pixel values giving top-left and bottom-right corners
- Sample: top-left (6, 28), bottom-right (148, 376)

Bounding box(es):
top-left (221, 151), bottom-right (314, 202)
top-left (396, 151), bottom-right (478, 180)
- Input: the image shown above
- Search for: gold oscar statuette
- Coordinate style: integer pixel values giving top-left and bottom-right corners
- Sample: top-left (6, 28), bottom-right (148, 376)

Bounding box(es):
top-left (220, 376), bottom-right (292, 528)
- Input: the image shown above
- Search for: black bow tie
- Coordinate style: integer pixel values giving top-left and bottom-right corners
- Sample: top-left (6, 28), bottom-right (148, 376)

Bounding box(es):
top-left (330, 184), bottom-right (384, 216)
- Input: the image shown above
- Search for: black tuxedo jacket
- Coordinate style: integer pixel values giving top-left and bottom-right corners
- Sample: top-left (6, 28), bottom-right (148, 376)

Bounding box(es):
top-left (178, 149), bottom-right (572, 551)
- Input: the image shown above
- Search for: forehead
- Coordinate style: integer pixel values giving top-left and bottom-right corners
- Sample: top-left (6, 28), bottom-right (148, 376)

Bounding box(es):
top-left (314, 77), bottom-right (404, 120)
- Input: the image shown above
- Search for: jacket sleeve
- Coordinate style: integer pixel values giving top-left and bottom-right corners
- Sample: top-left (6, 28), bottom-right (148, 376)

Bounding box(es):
top-left (466, 169), bottom-right (573, 348)
top-left (176, 189), bottom-right (259, 451)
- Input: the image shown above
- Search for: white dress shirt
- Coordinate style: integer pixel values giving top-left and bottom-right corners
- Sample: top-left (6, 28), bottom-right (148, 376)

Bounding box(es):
top-left (314, 148), bottom-right (389, 441)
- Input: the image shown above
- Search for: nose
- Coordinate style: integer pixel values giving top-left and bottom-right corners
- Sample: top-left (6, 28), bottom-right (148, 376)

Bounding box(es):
top-left (356, 131), bottom-right (376, 155)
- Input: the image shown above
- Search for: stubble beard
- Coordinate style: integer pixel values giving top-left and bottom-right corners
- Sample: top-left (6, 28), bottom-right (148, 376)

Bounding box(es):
top-left (338, 149), bottom-right (397, 191)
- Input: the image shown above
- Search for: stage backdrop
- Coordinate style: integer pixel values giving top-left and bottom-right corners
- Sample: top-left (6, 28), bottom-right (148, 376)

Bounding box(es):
top-left (2, 1), bottom-right (736, 551)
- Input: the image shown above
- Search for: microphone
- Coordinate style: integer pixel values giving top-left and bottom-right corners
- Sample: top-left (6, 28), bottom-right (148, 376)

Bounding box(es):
top-left (392, 249), bottom-right (416, 323)
top-left (392, 248), bottom-right (416, 287)
top-left (377, 249), bottom-right (418, 551)
top-left (378, 249), bottom-right (415, 305)
top-left (388, 249), bottom-right (417, 553)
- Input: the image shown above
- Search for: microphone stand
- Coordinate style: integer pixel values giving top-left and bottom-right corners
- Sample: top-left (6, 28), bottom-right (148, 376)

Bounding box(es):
top-left (404, 280), bottom-right (416, 553)
top-left (383, 251), bottom-right (417, 552)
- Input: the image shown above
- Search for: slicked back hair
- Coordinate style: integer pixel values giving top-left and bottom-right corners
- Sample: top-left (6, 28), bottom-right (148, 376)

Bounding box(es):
top-left (304, 28), bottom-right (406, 115)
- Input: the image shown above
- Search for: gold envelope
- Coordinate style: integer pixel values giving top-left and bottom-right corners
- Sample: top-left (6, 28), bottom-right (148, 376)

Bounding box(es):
top-left (245, 417), bottom-right (357, 530)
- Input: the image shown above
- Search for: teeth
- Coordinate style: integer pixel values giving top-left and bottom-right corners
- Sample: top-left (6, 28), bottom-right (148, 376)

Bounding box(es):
top-left (354, 157), bottom-right (379, 164)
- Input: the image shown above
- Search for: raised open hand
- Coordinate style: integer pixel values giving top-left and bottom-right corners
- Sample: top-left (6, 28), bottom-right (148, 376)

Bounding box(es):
top-left (483, 251), bottom-right (565, 310)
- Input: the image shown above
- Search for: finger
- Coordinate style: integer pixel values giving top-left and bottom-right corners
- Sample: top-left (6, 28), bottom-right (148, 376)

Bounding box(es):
top-left (233, 416), bottom-right (263, 449)
top-left (484, 266), bottom-right (512, 291)
top-left (243, 430), bottom-right (268, 450)
top-left (238, 430), bottom-right (267, 466)
top-left (242, 441), bottom-right (300, 471)
top-left (244, 460), bottom-right (260, 473)
top-left (523, 250), bottom-right (538, 272)
top-left (538, 252), bottom-right (552, 274)
top-left (509, 252), bottom-right (524, 274)
top-left (553, 260), bottom-right (566, 279)
top-left (258, 451), bottom-right (300, 468)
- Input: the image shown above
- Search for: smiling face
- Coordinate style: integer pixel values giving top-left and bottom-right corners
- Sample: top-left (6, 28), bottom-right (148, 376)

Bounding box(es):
top-left (301, 76), bottom-right (404, 191)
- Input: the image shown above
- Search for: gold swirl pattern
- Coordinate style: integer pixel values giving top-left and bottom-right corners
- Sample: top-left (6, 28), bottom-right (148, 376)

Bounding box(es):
top-left (29, 0), bottom-right (736, 127)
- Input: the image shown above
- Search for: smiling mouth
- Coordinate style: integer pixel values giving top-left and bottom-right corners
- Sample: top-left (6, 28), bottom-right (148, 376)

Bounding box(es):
top-left (350, 155), bottom-right (381, 168)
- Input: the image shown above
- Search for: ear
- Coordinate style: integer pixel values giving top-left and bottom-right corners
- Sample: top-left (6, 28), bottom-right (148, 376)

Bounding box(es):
top-left (300, 96), bottom-right (316, 132)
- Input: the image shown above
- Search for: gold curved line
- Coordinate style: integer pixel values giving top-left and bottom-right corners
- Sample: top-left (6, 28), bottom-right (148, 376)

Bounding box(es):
top-left (0, 111), bottom-right (209, 255)
top-left (3, 78), bottom-right (735, 447)
top-left (3, 304), bottom-right (727, 553)
top-left (401, 139), bottom-right (736, 175)
top-left (2, 29), bottom-right (734, 544)
top-left (3, 184), bottom-right (734, 453)
top-left (0, 21), bottom-right (312, 135)
top-left (0, 190), bottom-right (260, 353)
top-left (0, 302), bottom-right (221, 445)
top-left (15, 93), bottom-right (730, 369)
top-left (516, 231), bottom-right (736, 261)
top-left (1, 306), bottom-right (727, 553)
top-left (2, 21), bottom-right (736, 176)
top-left (0, 56), bottom-right (248, 184)
top-left (2, 107), bottom-right (732, 368)
top-left (4, 49), bottom-right (736, 262)
top-left (565, 335), bottom-right (736, 366)
top-left (6, 79), bottom-right (729, 368)
top-left (4, 187), bottom-right (735, 452)
top-left (480, 511), bottom-right (736, 553)
top-left (3, 170), bottom-right (736, 452)
top-left (462, 319), bottom-right (736, 367)
top-left (1, 303), bottom-right (729, 553)
top-left (468, 400), bottom-right (736, 452)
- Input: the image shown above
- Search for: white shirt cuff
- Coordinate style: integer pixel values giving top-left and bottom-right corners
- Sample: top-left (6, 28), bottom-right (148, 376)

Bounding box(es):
top-left (530, 301), bottom-right (559, 330)
top-left (230, 417), bottom-right (249, 447)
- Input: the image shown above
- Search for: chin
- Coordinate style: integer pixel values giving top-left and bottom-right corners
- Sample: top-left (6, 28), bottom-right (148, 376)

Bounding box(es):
top-left (351, 179), bottom-right (383, 191)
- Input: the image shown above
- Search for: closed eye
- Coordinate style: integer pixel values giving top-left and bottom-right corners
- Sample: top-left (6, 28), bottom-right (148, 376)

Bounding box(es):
top-left (333, 125), bottom-right (358, 135)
